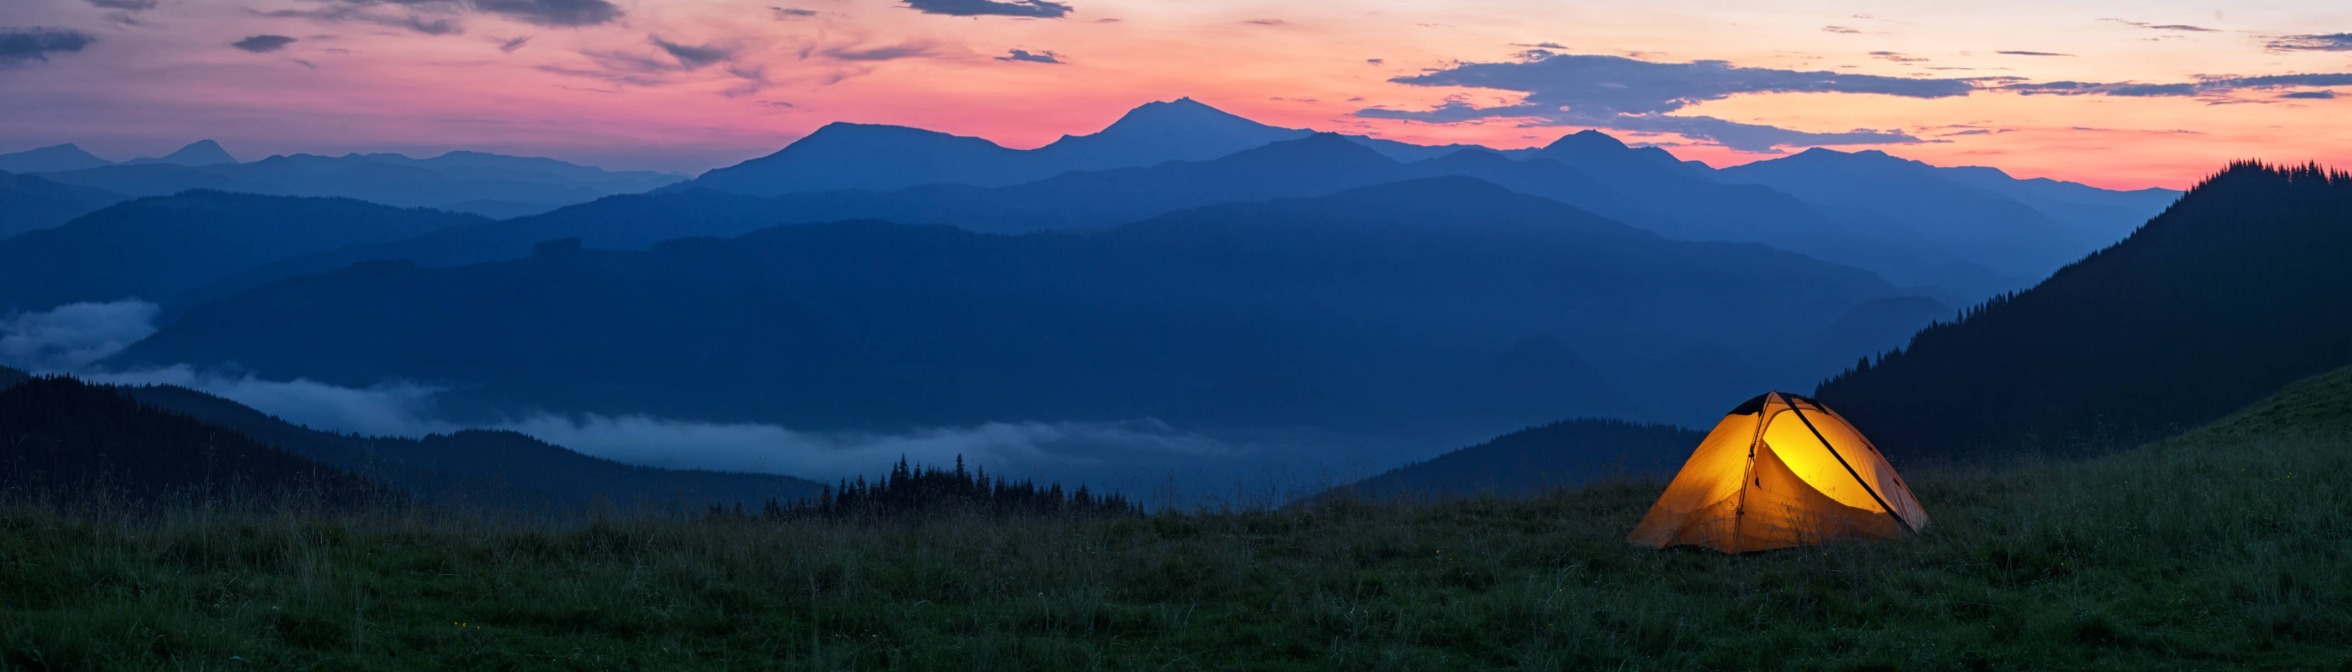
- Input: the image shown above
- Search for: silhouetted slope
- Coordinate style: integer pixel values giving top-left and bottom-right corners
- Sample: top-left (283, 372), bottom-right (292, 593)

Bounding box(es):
top-left (1719, 148), bottom-right (2135, 284)
top-left (0, 170), bottom-right (126, 240)
top-left (0, 377), bottom-right (391, 505)
top-left (758, 133), bottom-right (1408, 233)
top-left (120, 178), bottom-right (1905, 431)
top-left (2177, 365), bottom-right (2352, 439)
top-left (0, 143), bottom-right (114, 173)
top-left (1529, 133), bottom-right (1989, 295)
top-left (1030, 97), bottom-right (1311, 171)
top-left (126, 140), bottom-right (239, 166)
top-left (1315, 419), bottom-right (1706, 502)
top-left (1815, 163), bottom-right (2352, 458)
top-left (0, 191), bottom-right (485, 313)
top-left (0, 366), bottom-right (28, 389)
top-left (36, 151), bottom-right (680, 216)
top-left (121, 384), bottom-right (828, 512)
top-left (686, 98), bottom-right (1315, 196)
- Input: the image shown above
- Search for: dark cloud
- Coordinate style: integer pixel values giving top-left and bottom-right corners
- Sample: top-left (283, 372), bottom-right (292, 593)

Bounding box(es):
top-left (233, 34), bottom-right (299, 53)
top-left (1822, 25), bottom-right (1861, 34)
top-left (2279, 90), bottom-right (2336, 99)
top-left (256, 7), bottom-right (463, 36)
top-left (2101, 19), bottom-right (2218, 32)
top-left (498, 35), bottom-right (530, 52)
top-left (0, 28), bottom-right (97, 65)
top-left (85, 0), bottom-right (159, 9)
top-left (821, 43), bottom-right (937, 61)
top-left (472, 0), bottom-right (622, 27)
top-left (771, 6), bottom-right (818, 19)
top-left (649, 35), bottom-right (731, 68)
top-left (2267, 33), bottom-right (2352, 52)
top-left (1379, 51), bottom-right (1974, 118)
top-left (1354, 101), bottom-right (1922, 151)
top-left (1998, 51), bottom-right (2073, 57)
top-left (901, 0), bottom-right (1072, 19)
top-left (1365, 58), bottom-right (1383, 65)
top-left (995, 48), bottom-right (1062, 64)
top-left (261, 0), bottom-right (620, 35)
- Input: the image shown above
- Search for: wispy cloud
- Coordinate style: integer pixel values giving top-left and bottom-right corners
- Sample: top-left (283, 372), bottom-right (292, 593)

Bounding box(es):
top-left (649, 35), bottom-right (732, 69)
top-left (1998, 50), bottom-right (2072, 57)
top-left (2267, 33), bottom-right (2352, 52)
top-left (2101, 19), bottom-right (2218, 32)
top-left (820, 42), bottom-right (939, 61)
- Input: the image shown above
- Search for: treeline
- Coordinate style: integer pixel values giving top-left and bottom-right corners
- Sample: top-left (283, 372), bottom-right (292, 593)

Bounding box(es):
top-left (1817, 162), bottom-right (2352, 459)
top-left (715, 457), bottom-right (1142, 520)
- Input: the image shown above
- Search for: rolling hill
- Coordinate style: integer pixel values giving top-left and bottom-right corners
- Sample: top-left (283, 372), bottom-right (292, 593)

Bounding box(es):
top-left (1313, 419), bottom-right (1705, 503)
top-left (0, 376), bottom-right (392, 506)
top-left (0, 191), bottom-right (487, 314)
top-left (0, 170), bottom-right (126, 240)
top-left (31, 149), bottom-right (683, 218)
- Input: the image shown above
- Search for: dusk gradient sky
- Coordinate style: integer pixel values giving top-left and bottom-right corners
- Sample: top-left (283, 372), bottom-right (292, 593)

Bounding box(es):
top-left (5, 0), bottom-right (2350, 188)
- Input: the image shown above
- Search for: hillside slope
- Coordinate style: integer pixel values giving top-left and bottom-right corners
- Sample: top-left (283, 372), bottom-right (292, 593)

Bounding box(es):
top-left (1816, 163), bottom-right (2352, 459)
top-left (0, 191), bottom-right (486, 314)
top-left (5, 367), bottom-right (2344, 669)
top-left (0, 377), bottom-right (391, 506)
top-left (1314, 419), bottom-right (1705, 502)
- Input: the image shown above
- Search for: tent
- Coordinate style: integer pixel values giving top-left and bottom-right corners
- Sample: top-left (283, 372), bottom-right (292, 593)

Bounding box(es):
top-left (1629, 392), bottom-right (1928, 553)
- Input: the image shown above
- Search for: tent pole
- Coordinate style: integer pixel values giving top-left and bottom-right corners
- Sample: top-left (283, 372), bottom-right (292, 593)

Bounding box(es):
top-left (1785, 399), bottom-right (1916, 535)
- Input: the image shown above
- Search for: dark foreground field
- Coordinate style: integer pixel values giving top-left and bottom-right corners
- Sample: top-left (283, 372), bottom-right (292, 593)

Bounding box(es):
top-left (6, 374), bottom-right (2349, 670)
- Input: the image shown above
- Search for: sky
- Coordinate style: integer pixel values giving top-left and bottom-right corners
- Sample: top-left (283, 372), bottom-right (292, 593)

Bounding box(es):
top-left (3, 0), bottom-right (2349, 189)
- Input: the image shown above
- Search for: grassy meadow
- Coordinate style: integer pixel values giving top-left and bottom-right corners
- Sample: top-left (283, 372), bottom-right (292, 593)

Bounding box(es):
top-left (4, 372), bottom-right (2349, 670)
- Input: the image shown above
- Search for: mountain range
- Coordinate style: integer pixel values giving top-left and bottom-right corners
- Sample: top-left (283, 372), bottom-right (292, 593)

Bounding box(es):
top-left (673, 101), bottom-right (2172, 299)
top-left (0, 98), bottom-right (2215, 499)
top-left (115, 178), bottom-right (1922, 433)
top-left (0, 140), bottom-right (687, 227)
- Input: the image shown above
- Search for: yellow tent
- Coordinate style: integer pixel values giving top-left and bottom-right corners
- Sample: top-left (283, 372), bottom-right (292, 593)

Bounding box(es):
top-left (1629, 392), bottom-right (1928, 553)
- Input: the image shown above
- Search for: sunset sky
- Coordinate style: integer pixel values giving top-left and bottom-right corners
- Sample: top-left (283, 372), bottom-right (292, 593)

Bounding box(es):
top-left (4, 0), bottom-right (2349, 188)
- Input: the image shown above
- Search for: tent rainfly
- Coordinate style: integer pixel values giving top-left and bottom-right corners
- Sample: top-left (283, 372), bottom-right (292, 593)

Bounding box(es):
top-left (1629, 392), bottom-right (1928, 553)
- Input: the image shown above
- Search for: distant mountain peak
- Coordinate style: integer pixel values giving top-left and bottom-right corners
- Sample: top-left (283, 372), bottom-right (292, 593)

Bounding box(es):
top-left (0, 143), bottom-right (115, 173)
top-left (1092, 97), bottom-right (1278, 136)
top-left (1220, 132), bottom-right (1395, 166)
top-left (1548, 129), bottom-right (1631, 152)
top-left (157, 140), bottom-right (238, 166)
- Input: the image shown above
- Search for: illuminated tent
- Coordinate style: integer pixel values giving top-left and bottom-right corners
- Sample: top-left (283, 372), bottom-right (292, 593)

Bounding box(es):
top-left (1629, 392), bottom-right (1928, 553)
